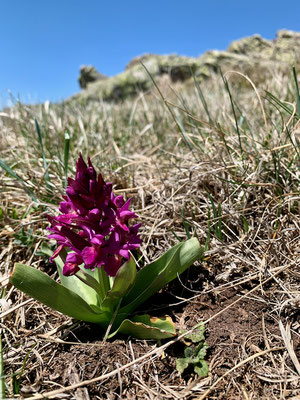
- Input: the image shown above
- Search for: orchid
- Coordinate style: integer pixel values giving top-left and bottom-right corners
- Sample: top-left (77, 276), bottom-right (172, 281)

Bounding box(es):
top-left (10, 154), bottom-right (203, 339)
top-left (47, 153), bottom-right (141, 277)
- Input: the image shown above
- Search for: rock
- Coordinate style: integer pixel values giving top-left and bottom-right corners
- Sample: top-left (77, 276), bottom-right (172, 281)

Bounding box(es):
top-left (156, 54), bottom-right (200, 82)
top-left (228, 30), bottom-right (300, 63)
top-left (125, 53), bottom-right (198, 81)
top-left (125, 54), bottom-right (155, 70)
top-left (78, 65), bottom-right (107, 89)
top-left (75, 55), bottom-right (203, 101)
top-left (227, 34), bottom-right (273, 59)
top-left (272, 30), bottom-right (300, 63)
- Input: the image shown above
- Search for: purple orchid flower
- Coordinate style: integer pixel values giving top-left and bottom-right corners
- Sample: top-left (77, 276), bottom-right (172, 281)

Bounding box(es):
top-left (47, 153), bottom-right (141, 277)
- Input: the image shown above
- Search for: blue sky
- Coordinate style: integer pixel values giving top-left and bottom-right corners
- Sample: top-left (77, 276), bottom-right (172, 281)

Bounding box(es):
top-left (1, 0), bottom-right (300, 107)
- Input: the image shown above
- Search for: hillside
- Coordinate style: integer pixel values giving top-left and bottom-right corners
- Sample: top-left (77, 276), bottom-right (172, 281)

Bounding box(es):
top-left (75, 29), bottom-right (300, 102)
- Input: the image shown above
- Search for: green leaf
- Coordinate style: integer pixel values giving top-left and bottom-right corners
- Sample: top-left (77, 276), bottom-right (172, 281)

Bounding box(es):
top-left (184, 341), bottom-right (208, 361)
top-left (118, 238), bottom-right (202, 319)
top-left (195, 342), bottom-right (208, 360)
top-left (101, 256), bottom-right (136, 312)
top-left (194, 361), bottom-right (209, 377)
top-left (176, 358), bottom-right (189, 374)
top-left (10, 263), bottom-right (110, 325)
top-left (111, 315), bottom-right (176, 339)
top-left (40, 244), bottom-right (99, 306)
top-left (176, 334), bottom-right (209, 377)
top-left (180, 324), bottom-right (206, 343)
top-left (76, 269), bottom-right (103, 299)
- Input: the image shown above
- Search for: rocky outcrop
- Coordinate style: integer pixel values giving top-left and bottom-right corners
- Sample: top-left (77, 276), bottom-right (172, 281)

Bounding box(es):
top-left (78, 65), bottom-right (108, 89)
top-left (228, 30), bottom-right (300, 63)
top-left (272, 30), bottom-right (300, 62)
top-left (227, 34), bottom-right (274, 58)
top-left (73, 30), bottom-right (300, 102)
top-left (75, 55), bottom-right (201, 101)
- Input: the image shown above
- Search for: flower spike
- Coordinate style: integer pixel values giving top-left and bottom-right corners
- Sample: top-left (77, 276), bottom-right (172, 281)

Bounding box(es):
top-left (47, 154), bottom-right (141, 276)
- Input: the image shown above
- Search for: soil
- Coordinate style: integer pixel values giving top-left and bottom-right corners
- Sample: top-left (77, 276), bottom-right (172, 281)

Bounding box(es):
top-left (16, 266), bottom-right (300, 400)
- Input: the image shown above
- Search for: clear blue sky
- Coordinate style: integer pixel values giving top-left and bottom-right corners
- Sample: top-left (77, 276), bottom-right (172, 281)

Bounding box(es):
top-left (1, 0), bottom-right (300, 107)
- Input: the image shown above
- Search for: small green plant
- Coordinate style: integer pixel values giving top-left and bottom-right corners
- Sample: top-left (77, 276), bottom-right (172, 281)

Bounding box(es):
top-left (11, 343), bottom-right (36, 395)
top-left (176, 324), bottom-right (209, 377)
top-left (14, 227), bottom-right (36, 247)
top-left (207, 193), bottom-right (223, 241)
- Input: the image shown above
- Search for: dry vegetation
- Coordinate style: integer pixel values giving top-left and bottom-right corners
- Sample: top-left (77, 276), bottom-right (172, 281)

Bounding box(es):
top-left (0, 69), bottom-right (299, 399)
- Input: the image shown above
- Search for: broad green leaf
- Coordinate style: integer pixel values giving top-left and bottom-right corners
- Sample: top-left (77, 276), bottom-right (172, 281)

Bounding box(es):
top-left (40, 244), bottom-right (99, 306)
top-left (76, 269), bottom-right (103, 297)
top-left (176, 337), bottom-right (209, 377)
top-left (101, 257), bottom-right (136, 312)
top-left (194, 342), bottom-right (208, 360)
top-left (110, 314), bottom-right (176, 339)
top-left (176, 358), bottom-right (189, 374)
top-left (180, 324), bottom-right (205, 343)
top-left (194, 361), bottom-right (209, 377)
top-left (118, 238), bottom-right (202, 318)
top-left (10, 263), bottom-right (110, 325)
top-left (183, 341), bottom-right (208, 361)
top-left (94, 266), bottom-right (110, 301)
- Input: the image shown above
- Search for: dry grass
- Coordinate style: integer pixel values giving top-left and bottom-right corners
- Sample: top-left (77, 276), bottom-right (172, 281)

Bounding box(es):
top-left (0, 69), bottom-right (299, 399)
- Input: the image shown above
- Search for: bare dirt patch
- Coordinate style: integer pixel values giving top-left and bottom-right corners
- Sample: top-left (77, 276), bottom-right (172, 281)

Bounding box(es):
top-left (8, 270), bottom-right (298, 400)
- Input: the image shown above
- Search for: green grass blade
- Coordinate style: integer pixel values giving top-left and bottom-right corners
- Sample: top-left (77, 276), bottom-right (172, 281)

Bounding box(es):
top-left (220, 69), bottom-right (244, 158)
top-left (207, 193), bottom-right (223, 240)
top-left (292, 66), bottom-right (300, 116)
top-left (34, 119), bottom-right (51, 187)
top-left (207, 192), bottom-right (218, 219)
top-left (0, 159), bottom-right (25, 183)
top-left (175, 114), bottom-right (197, 151)
top-left (0, 333), bottom-right (5, 399)
top-left (192, 72), bottom-right (212, 124)
top-left (182, 207), bottom-right (191, 239)
top-left (266, 91), bottom-right (299, 119)
top-left (13, 342), bottom-right (37, 395)
top-left (141, 62), bottom-right (198, 157)
top-left (0, 159), bottom-right (37, 201)
top-left (64, 131), bottom-right (70, 187)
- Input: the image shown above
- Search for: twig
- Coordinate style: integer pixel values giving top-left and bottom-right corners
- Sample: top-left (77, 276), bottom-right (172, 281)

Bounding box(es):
top-left (196, 347), bottom-right (285, 400)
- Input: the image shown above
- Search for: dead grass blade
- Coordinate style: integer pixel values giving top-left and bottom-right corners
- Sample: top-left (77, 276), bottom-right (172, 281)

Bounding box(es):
top-left (279, 320), bottom-right (300, 375)
top-left (196, 347), bottom-right (285, 400)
